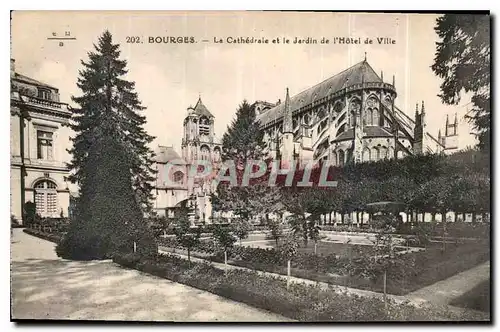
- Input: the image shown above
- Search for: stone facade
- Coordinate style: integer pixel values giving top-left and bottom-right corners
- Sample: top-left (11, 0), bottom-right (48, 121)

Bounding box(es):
top-left (257, 60), bottom-right (459, 166)
top-left (152, 97), bottom-right (221, 224)
top-left (10, 59), bottom-right (72, 222)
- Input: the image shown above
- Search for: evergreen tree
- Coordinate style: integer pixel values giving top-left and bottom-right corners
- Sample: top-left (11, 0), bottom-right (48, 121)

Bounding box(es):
top-left (431, 14), bottom-right (491, 151)
top-left (221, 100), bottom-right (265, 163)
top-left (67, 30), bottom-right (156, 212)
top-left (214, 100), bottom-right (281, 221)
top-left (57, 31), bottom-right (157, 260)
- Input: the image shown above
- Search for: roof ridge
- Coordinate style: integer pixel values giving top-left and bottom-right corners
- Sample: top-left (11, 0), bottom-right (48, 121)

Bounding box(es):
top-left (14, 73), bottom-right (57, 90)
top-left (287, 60), bottom-right (368, 101)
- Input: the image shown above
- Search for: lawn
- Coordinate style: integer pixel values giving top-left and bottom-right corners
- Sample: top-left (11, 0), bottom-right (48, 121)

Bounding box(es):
top-left (159, 238), bottom-right (490, 296)
top-left (449, 280), bottom-right (490, 313)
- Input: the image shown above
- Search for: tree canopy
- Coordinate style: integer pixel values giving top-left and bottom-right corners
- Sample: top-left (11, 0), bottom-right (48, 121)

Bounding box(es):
top-left (432, 14), bottom-right (491, 151)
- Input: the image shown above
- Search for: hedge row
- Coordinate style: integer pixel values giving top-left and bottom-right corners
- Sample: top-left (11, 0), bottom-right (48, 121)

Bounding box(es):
top-left (23, 228), bottom-right (62, 243)
top-left (320, 222), bottom-right (490, 239)
top-left (112, 252), bottom-right (488, 321)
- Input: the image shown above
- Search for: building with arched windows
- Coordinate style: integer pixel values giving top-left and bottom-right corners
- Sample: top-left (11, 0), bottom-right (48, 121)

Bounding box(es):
top-left (10, 59), bottom-right (72, 222)
top-left (152, 97), bottom-right (222, 223)
top-left (257, 59), bottom-right (460, 167)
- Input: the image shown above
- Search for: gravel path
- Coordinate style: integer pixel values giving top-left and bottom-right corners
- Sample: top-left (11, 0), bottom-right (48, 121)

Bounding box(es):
top-left (11, 229), bottom-right (291, 322)
top-left (406, 260), bottom-right (490, 305)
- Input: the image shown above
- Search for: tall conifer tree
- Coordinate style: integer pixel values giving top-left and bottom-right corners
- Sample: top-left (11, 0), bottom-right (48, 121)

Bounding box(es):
top-left (57, 31), bottom-right (157, 259)
top-left (213, 100), bottom-right (281, 221)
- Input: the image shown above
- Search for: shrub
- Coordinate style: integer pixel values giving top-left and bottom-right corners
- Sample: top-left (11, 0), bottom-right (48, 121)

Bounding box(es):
top-left (11, 215), bottom-right (21, 228)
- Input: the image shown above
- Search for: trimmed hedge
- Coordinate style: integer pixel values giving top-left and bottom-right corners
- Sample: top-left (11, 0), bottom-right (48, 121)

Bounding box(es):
top-left (112, 252), bottom-right (488, 321)
top-left (23, 228), bottom-right (62, 243)
top-left (320, 222), bottom-right (490, 239)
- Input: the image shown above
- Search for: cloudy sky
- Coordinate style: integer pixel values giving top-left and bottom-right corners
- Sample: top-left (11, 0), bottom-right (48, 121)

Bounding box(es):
top-left (11, 11), bottom-right (477, 154)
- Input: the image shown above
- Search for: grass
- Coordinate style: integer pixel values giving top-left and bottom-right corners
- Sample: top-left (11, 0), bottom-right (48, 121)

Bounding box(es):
top-left (159, 240), bottom-right (490, 296)
top-left (449, 280), bottom-right (490, 313)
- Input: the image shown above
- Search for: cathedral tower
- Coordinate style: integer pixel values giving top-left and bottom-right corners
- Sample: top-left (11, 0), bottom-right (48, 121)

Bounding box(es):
top-left (181, 96), bottom-right (217, 164)
top-left (413, 101), bottom-right (427, 155)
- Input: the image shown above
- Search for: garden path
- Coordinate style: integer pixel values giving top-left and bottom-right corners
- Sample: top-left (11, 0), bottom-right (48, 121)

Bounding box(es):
top-left (406, 260), bottom-right (490, 305)
top-left (10, 229), bottom-right (291, 322)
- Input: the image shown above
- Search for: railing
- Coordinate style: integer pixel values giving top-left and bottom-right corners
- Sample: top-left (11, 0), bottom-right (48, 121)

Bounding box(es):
top-left (22, 95), bottom-right (69, 111)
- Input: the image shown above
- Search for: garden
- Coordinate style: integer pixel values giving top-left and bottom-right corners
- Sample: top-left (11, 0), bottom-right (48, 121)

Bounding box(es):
top-left (156, 226), bottom-right (490, 296)
top-left (110, 251), bottom-right (488, 321)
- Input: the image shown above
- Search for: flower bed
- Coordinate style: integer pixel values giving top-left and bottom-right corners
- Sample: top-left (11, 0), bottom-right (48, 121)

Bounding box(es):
top-left (23, 228), bottom-right (62, 243)
top-left (112, 252), bottom-right (488, 321)
top-left (158, 237), bottom-right (490, 295)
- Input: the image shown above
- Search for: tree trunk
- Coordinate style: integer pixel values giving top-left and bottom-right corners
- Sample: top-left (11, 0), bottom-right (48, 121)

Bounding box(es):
top-left (275, 238), bottom-right (279, 248)
top-left (224, 250), bottom-right (228, 272)
top-left (442, 212), bottom-right (447, 252)
top-left (472, 212), bottom-right (477, 223)
top-left (383, 270), bottom-right (387, 306)
top-left (341, 212), bottom-right (345, 224)
top-left (287, 259), bottom-right (291, 290)
top-left (188, 248), bottom-right (191, 267)
top-left (329, 212), bottom-right (332, 225)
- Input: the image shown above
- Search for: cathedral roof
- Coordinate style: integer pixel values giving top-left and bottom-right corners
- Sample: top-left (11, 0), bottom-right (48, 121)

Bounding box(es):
top-left (257, 60), bottom-right (382, 127)
top-left (154, 145), bottom-right (186, 164)
top-left (189, 97), bottom-right (214, 118)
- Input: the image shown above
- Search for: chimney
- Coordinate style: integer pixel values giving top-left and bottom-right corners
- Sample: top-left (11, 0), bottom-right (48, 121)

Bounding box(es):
top-left (10, 58), bottom-right (15, 78)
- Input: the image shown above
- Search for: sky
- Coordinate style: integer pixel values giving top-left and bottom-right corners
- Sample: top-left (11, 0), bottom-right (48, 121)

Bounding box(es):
top-left (11, 11), bottom-right (477, 154)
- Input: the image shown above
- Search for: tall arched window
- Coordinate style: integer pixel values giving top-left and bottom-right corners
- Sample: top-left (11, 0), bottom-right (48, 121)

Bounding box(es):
top-left (331, 151), bottom-right (337, 166)
top-left (338, 150), bottom-right (345, 167)
top-left (372, 147), bottom-right (379, 162)
top-left (213, 147), bottom-right (221, 162)
top-left (388, 146), bottom-right (395, 159)
top-left (363, 148), bottom-right (371, 162)
top-left (200, 145), bottom-right (210, 161)
top-left (34, 179), bottom-right (58, 217)
top-left (372, 108), bottom-right (380, 126)
top-left (199, 116), bottom-right (210, 135)
top-left (380, 146), bottom-right (388, 159)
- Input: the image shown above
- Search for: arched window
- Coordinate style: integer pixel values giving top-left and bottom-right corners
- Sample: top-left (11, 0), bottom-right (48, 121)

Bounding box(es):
top-left (338, 150), bottom-right (345, 167)
top-left (372, 108), bottom-right (380, 126)
top-left (199, 116), bottom-right (210, 135)
top-left (380, 146), bottom-right (388, 159)
top-left (317, 108), bottom-right (326, 121)
top-left (200, 145), bottom-right (210, 161)
top-left (363, 148), bottom-right (371, 162)
top-left (173, 171), bottom-right (183, 184)
top-left (388, 146), bottom-right (395, 159)
top-left (372, 147), bottom-right (379, 162)
top-left (213, 147), bottom-right (221, 162)
top-left (33, 179), bottom-right (58, 217)
top-left (303, 113), bottom-right (310, 126)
